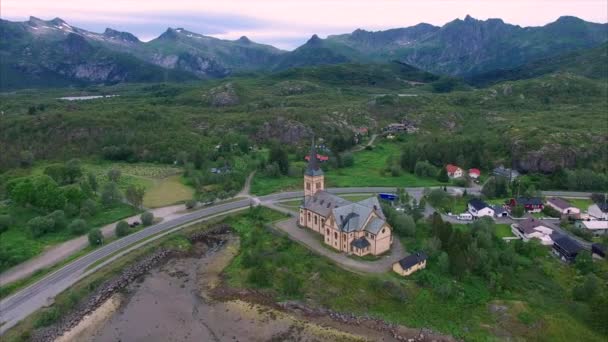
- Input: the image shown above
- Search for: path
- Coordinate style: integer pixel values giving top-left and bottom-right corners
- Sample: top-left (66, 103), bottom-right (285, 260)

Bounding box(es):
top-left (0, 203), bottom-right (187, 286)
top-left (236, 171), bottom-right (255, 198)
top-left (352, 134), bottom-right (377, 152)
top-left (264, 203), bottom-right (406, 274)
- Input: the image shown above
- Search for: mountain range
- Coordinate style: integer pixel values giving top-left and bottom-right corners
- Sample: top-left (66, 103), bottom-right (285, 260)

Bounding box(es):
top-left (0, 15), bottom-right (606, 89)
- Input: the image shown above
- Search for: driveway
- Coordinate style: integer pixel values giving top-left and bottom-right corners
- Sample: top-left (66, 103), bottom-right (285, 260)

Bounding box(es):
top-left (265, 203), bottom-right (406, 274)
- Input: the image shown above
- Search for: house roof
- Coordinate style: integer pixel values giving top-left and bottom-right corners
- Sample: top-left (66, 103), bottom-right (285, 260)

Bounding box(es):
top-left (553, 235), bottom-right (583, 254)
top-left (332, 198), bottom-right (388, 233)
top-left (468, 198), bottom-right (489, 211)
top-left (351, 237), bottom-right (370, 249)
top-left (446, 164), bottom-right (461, 173)
top-left (364, 217), bottom-right (385, 235)
top-left (547, 197), bottom-right (573, 210)
top-left (594, 203), bottom-right (608, 212)
top-left (492, 205), bottom-right (506, 215)
top-left (517, 218), bottom-right (546, 234)
top-left (516, 197), bottom-right (543, 206)
top-left (579, 220), bottom-right (608, 230)
top-left (468, 168), bottom-right (481, 175)
top-left (304, 138), bottom-right (324, 177)
top-left (305, 154), bottom-right (329, 162)
top-left (302, 191), bottom-right (351, 217)
top-left (592, 243), bottom-right (606, 256)
top-left (356, 197), bottom-right (385, 220)
top-left (398, 252), bottom-right (427, 269)
top-left (493, 166), bottom-right (519, 178)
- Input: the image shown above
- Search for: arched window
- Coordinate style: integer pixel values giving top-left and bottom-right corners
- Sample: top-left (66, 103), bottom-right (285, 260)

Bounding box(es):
top-left (314, 216), bottom-right (318, 224)
top-left (381, 228), bottom-right (385, 234)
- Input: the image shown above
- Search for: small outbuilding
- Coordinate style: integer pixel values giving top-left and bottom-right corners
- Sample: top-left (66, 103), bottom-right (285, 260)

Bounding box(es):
top-left (592, 243), bottom-right (606, 259)
top-left (552, 235), bottom-right (583, 263)
top-left (393, 252), bottom-right (427, 276)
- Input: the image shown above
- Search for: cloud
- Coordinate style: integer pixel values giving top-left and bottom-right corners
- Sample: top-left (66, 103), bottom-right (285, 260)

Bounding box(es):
top-left (3, 0), bottom-right (607, 49)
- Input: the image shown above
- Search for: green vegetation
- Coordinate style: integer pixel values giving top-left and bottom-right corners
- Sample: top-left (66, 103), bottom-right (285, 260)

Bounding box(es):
top-left (225, 209), bottom-right (608, 341)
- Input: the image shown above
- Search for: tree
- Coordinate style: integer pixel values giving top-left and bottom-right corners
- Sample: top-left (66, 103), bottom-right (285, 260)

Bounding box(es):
top-left (511, 204), bottom-right (525, 218)
top-left (269, 146), bottom-right (289, 175)
top-left (68, 219), bottom-right (88, 235)
top-left (19, 150), bottom-right (34, 167)
top-left (125, 185), bottom-right (146, 208)
top-left (427, 189), bottom-right (447, 208)
top-left (414, 160), bottom-right (438, 178)
top-left (572, 273), bottom-right (599, 301)
top-left (107, 168), bottom-right (121, 182)
top-left (115, 220), bottom-right (130, 237)
top-left (575, 250), bottom-right (594, 274)
top-left (185, 199), bottom-right (197, 209)
top-left (141, 211), bottom-right (154, 226)
top-left (80, 199), bottom-right (98, 218)
top-left (88, 229), bottom-right (104, 246)
top-left (0, 214), bottom-right (12, 233)
top-left (393, 214), bottom-right (416, 237)
top-left (101, 182), bottom-right (122, 206)
top-left (48, 210), bottom-right (67, 231)
top-left (340, 152), bottom-right (354, 168)
top-left (87, 172), bottom-right (98, 192)
top-left (64, 159), bottom-right (83, 184)
top-left (437, 167), bottom-right (449, 182)
top-left (27, 216), bottom-right (55, 237)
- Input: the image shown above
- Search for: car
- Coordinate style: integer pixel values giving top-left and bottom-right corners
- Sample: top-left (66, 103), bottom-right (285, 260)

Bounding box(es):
top-left (129, 221), bottom-right (141, 228)
top-left (457, 213), bottom-right (473, 221)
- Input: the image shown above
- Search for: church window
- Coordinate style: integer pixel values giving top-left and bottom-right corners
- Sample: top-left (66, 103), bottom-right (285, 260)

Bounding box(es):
top-left (314, 216), bottom-right (318, 224)
top-left (306, 182), bottom-right (311, 190)
top-left (381, 228), bottom-right (385, 234)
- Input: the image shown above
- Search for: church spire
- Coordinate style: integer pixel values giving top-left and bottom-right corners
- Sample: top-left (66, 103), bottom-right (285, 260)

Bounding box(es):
top-left (305, 136), bottom-right (323, 176)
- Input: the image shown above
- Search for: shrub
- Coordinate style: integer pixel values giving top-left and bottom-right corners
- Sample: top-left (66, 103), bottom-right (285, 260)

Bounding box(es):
top-left (340, 152), bottom-right (354, 168)
top-left (390, 165), bottom-right (401, 177)
top-left (48, 210), bottom-right (67, 231)
top-left (28, 216), bottom-right (55, 237)
top-left (80, 198), bottom-right (98, 217)
top-left (542, 205), bottom-right (561, 218)
top-left (0, 214), bottom-right (12, 233)
top-left (511, 204), bottom-right (525, 218)
top-left (115, 220), bottom-right (130, 237)
top-left (88, 229), bottom-right (103, 246)
top-left (185, 199), bottom-right (197, 209)
top-left (68, 219), bottom-right (88, 235)
top-left (414, 160), bottom-right (438, 178)
top-left (141, 211), bottom-right (154, 226)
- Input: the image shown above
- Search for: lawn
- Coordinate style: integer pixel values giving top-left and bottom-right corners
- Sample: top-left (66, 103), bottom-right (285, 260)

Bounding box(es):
top-left (564, 197), bottom-right (593, 211)
top-left (143, 175), bottom-right (194, 208)
top-left (251, 141), bottom-right (444, 195)
top-left (495, 224), bottom-right (514, 238)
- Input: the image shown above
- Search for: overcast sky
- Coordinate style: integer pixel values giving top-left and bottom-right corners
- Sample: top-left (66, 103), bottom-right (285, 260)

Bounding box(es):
top-left (3, 0), bottom-right (607, 50)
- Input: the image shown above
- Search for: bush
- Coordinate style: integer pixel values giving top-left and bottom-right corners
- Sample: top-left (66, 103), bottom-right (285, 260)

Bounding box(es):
top-left (141, 211), bottom-right (154, 226)
top-left (414, 160), bottom-right (438, 178)
top-left (28, 216), bottom-right (55, 237)
top-left (88, 229), bottom-right (103, 246)
top-left (511, 204), bottom-right (525, 218)
top-left (115, 220), bottom-right (130, 237)
top-left (80, 198), bottom-right (98, 218)
top-left (340, 152), bottom-right (354, 168)
top-left (48, 210), bottom-right (67, 231)
top-left (185, 199), bottom-right (197, 209)
top-left (0, 214), bottom-right (12, 233)
top-left (542, 205), bottom-right (561, 218)
top-left (390, 165), bottom-right (401, 177)
top-left (68, 219), bottom-right (87, 235)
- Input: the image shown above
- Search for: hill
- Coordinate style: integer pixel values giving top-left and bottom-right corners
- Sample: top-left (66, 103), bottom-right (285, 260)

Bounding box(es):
top-left (467, 43), bottom-right (608, 86)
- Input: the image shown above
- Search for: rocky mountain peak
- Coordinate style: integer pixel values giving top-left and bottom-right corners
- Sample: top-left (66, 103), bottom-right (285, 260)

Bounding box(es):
top-left (27, 16), bottom-right (46, 26)
top-left (237, 36), bottom-right (251, 44)
top-left (158, 27), bottom-right (180, 40)
top-left (464, 14), bottom-right (476, 23)
top-left (103, 28), bottom-right (140, 43)
top-left (49, 17), bottom-right (67, 26)
top-left (306, 34), bottom-right (323, 46)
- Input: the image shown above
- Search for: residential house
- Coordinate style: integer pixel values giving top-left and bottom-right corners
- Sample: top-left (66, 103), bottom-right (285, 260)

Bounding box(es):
top-left (576, 220), bottom-right (608, 236)
top-left (446, 164), bottom-right (464, 179)
top-left (592, 243), bottom-right (606, 259)
top-left (552, 235), bottom-right (583, 263)
top-left (546, 197), bottom-right (580, 217)
top-left (493, 166), bottom-right (519, 181)
top-left (493, 205), bottom-right (508, 218)
top-left (468, 168), bottom-right (481, 179)
top-left (588, 203), bottom-right (608, 220)
top-left (468, 198), bottom-right (495, 218)
top-left (512, 218), bottom-right (554, 245)
top-left (393, 252), bottom-right (427, 276)
top-left (299, 140), bottom-right (393, 256)
top-left (509, 197), bottom-right (544, 213)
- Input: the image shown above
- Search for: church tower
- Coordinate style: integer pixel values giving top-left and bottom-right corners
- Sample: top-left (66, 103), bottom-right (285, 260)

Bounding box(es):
top-left (304, 138), bottom-right (324, 197)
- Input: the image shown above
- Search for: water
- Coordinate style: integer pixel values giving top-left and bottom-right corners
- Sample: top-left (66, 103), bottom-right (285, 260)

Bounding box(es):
top-left (57, 95), bottom-right (119, 101)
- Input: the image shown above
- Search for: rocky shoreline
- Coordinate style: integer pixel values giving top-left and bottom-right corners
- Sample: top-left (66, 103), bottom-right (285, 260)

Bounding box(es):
top-left (31, 224), bottom-right (233, 342)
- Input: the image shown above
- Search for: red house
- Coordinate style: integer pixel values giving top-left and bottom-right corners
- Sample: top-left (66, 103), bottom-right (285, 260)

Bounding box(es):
top-left (468, 168), bottom-right (481, 179)
top-left (305, 154), bottom-right (329, 162)
top-left (509, 197), bottom-right (544, 213)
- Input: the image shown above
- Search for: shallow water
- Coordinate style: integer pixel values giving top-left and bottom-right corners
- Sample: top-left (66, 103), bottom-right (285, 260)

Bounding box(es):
top-left (88, 238), bottom-right (392, 342)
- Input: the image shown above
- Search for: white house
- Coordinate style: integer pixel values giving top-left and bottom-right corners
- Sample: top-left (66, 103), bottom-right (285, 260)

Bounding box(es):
top-left (446, 164), bottom-right (463, 179)
top-left (468, 198), bottom-right (495, 218)
top-left (588, 204), bottom-right (608, 220)
top-left (576, 220), bottom-right (608, 236)
top-left (512, 218), bottom-right (554, 245)
top-left (546, 197), bottom-right (580, 216)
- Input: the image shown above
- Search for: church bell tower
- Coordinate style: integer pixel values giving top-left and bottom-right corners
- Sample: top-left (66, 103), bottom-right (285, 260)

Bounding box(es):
top-left (304, 138), bottom-right (324, 197)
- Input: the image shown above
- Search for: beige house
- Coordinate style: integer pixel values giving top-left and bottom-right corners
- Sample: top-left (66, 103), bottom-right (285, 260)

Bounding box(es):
top-left (546, 197), bottom-right (580, 217)
top-left (393, 252), bottom-right (427, 276)
top-left (299, 141), bottom-right (393, 256)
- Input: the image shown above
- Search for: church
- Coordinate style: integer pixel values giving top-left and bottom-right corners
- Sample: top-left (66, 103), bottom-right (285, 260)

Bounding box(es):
top-left (298, 141), bottom-right (393, 256)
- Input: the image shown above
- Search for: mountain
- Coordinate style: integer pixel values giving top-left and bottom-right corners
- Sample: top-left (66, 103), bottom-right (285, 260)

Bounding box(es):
top-left (1, 15), bottom-right (606, 89)
top-left (322, 15), bottom-right (608, 76)
top-left (0, 17), bottom-right (285, 89)
top-left (467, 42), bottom-right (608, 86)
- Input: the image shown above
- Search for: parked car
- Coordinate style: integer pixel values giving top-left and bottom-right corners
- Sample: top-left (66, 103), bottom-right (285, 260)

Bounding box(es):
top-left (129, 221), bottom-right (141, 228)
top-left (457, 213), bottom-right (473, 221)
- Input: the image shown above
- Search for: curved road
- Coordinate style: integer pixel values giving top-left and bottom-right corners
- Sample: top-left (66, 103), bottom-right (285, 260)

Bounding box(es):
top-left (0, 186), bottom-right (593, 334)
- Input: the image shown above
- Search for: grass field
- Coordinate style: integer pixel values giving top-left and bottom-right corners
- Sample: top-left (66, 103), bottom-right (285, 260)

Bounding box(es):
top-left (251, 140), bottom-right (444, 195)
top-left (565, 198), bottom-right (593, 211)
top-left (143, 175), bottom-right (194, 208)
top-left (495, 224), bottom-right (514, 238)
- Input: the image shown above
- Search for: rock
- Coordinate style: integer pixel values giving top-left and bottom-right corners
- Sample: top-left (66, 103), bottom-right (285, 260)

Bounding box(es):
top-left (204, 82), bottom-right (240, 106)
top-left (275, 80), bottom-right (319, 96)
top-left (514, 143), bottom-right (578, 173)
top-left (255, 117), bottom-right (311, 145)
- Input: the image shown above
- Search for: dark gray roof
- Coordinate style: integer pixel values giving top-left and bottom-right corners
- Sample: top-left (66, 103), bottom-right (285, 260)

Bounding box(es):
top-left (516, 197), bottom-right (543, 206)
top-left (398, 252), bottom-right (427, 269)
top-left (356, 197), bottom-right (385, 220)
top-left (547, 197), bottom-right (573, 210)
top-left (517, 218), bottom-right (544, 234)
top-left (553, 235), bottom-right (583, 254)
top-left (492, 205), bottom-right (506, 214)
top-left (304, 138), bottom-right (324, 177)
top-left (468, 198), bottom-right (489, 211)
top-left (351, 237), bottom-right (370, 249)
top-left (364, 217), bottom-right (385, 235)
top-left (302, 191), bottom-right (351, 217)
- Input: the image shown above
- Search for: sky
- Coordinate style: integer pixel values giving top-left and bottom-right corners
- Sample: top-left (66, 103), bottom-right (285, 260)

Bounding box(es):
top-left (2, 0), bottom-right (607, 50)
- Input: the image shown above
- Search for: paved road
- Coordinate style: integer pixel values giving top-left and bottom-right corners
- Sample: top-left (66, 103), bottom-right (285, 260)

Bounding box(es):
top-left (0, 185), bottom-right (594, 335)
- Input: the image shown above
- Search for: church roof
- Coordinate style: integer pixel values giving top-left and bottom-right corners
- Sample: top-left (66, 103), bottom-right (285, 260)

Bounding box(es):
top-left (333, 200), bottom-right (388, 234)
top-left (304, 138), bottom-right (324, 177)
top-left (364, 217), bottom-right (385, 235)
top-left (302, 191), bottom-right (351, 217)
